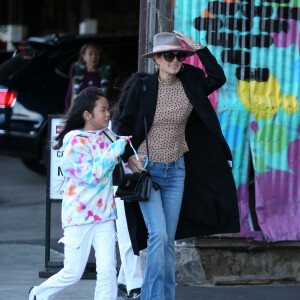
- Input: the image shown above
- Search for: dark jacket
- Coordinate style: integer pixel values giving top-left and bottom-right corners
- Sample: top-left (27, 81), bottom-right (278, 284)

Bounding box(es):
top-left (117, 48), bottom-right (240, 255)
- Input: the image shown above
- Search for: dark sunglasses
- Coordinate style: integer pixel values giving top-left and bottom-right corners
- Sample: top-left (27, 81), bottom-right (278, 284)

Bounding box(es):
top-left (161, 52), bottom-right (187, 62)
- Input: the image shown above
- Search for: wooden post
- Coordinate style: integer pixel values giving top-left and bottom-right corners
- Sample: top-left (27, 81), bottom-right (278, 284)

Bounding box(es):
top-left (138, 0), bottom-right (174, 73)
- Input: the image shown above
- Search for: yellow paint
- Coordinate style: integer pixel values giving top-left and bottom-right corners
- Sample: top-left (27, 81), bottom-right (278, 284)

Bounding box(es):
top-left (237, 75), bottom-right (299, 120)
top-left (282, 94), bottom-right (299, 115)
top-left (237, 80), bottom-right (251, 112)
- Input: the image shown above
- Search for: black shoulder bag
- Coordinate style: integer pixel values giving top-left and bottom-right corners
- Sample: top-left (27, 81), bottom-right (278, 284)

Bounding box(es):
top-left (115, 116), bottom-right (151, 202)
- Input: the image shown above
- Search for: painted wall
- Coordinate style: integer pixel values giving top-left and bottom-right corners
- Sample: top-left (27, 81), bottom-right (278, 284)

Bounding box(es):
top-left (175, 0), bottom-right (300, 241)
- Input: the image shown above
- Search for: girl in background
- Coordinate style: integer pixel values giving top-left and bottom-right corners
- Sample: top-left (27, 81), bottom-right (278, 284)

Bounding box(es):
top-left (29, 87), bottom-right (128, 300)
top-left (65, 44), bottom-right (111, 111)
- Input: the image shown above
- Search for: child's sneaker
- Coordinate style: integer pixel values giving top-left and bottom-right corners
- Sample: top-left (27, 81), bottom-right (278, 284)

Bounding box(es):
top-left (28, 286), bottom-right (37, 300)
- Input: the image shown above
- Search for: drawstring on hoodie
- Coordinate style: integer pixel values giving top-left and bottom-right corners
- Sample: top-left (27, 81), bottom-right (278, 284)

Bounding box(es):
top-left (112, 132), bottom-right (148, 168)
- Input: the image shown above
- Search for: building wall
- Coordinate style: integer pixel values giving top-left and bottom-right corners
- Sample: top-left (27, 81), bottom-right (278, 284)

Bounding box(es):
top-left (174, 0), bottom-right (300, 242)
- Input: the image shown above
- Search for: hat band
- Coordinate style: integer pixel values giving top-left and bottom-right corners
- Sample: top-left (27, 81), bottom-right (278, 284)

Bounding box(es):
top-left (153, 45), bottom-right (184, 52)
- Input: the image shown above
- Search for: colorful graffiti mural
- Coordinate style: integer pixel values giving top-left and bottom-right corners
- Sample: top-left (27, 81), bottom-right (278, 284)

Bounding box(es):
top-left (175, 0), bottom-right (300, 241)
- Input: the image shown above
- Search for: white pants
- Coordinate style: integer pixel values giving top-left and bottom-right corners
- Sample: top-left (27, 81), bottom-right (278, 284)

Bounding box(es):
top-left (115, 197), bottom-right (143, 293)
top-left (34, 221), bottom-right (117, 300)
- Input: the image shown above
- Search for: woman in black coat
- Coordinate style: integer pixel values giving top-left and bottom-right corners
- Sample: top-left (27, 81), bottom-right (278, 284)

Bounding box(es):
top-left (117, 30), bottom-right (240, 300)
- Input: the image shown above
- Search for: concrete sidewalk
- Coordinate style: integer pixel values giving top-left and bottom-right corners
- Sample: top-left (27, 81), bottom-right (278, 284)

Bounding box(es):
top-left (1, 243), bottom-right (300, 300)
top-left (0, 156), bottom-right (299, 300)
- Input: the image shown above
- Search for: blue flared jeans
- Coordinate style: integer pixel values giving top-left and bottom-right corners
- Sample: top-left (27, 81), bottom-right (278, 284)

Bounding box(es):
top-left (139, 156), bottom-right (185, 300)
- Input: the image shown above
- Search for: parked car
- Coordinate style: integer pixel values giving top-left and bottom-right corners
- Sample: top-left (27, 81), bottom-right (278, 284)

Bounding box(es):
top-left (0, 49), bottom-right (14, 65)
top-left (0, 33), bottom-right (138, 174)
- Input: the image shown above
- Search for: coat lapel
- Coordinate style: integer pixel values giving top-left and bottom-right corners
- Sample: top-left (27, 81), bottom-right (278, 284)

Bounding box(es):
top-left (178, 71), bottom-right (224, 141)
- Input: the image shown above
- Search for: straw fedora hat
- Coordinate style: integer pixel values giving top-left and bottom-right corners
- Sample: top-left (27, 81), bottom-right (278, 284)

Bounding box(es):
top-left (142, 32), bottom-right (195, 58)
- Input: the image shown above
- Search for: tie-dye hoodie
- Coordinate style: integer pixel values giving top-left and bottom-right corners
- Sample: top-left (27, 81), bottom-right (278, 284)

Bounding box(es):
top-left (60, 128), bottom-right (125, 228)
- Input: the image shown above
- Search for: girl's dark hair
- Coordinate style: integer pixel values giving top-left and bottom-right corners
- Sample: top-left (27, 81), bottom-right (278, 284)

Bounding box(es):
top-left (54, 87), bottom-right (105, 150)
top-left (111, 72), bottom-right (149, 119)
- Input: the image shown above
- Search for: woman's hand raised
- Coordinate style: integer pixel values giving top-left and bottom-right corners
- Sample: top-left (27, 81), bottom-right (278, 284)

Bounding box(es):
top-left (173, 30), bottom-right (199, 50)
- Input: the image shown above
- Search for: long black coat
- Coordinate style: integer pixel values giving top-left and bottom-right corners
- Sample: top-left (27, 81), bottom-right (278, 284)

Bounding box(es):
top-left (117, 48), bottom-right (240, 255)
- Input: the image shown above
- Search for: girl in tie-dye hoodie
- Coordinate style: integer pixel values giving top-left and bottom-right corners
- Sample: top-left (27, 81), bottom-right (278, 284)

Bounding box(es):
top-left (29, 87), bottom-right (128, 300)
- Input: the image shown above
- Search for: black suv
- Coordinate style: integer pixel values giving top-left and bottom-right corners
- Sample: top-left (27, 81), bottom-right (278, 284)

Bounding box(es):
top-left (0, 33), bottom-right (138, 174)
top-left (0, 49), bottom-right (14, 64)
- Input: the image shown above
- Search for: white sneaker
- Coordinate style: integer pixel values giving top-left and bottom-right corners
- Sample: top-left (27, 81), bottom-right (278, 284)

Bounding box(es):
top-left (28, 286), bottom-right (37, 300)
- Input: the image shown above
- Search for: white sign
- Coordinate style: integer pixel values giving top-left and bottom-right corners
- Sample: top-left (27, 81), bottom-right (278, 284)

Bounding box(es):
top-left (48, 118), bottom-right (112, 200)
top-left (49, 117), bottom-right (65, 200)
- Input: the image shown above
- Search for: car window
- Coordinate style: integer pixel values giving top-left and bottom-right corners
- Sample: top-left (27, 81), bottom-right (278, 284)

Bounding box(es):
top-left (54, 51), bottom-right (79, 79)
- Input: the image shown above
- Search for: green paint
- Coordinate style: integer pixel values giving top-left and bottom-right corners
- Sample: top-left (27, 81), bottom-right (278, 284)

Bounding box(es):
top-left (265, 1), bottom-right (299, 7)
top-left (255, 155), bottom-right (266, 172)
top-left (256, 124), bottom-right (288, 154)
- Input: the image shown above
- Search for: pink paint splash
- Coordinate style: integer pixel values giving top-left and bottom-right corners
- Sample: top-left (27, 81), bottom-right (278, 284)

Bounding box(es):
top-left (270, 19), bottom-right (299, 48)
top-left (94, 215), bottom-right (102, 221)
top-left (71, 138), bottom-right (78, 146)
top-left (76, 202), bottom-right (86, 212)
top-left (237, 139), bottom-right (300, 242)
top-left (254, 139), bottom-right (300, 241)
top-left (97, 198), bottom-right (103, 207)
top-left (236, 183), bottom-right (264, 241)
top-left (250, 121), bottom-right (259, 133)
top-left (85, 210), bottom-right (93, 220)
